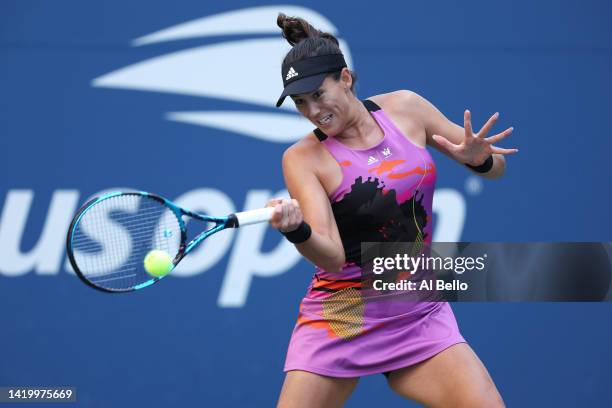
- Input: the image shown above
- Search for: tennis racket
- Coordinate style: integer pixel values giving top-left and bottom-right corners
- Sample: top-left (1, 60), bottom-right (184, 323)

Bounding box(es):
top-left (66, 191), bottom-right (274, 293)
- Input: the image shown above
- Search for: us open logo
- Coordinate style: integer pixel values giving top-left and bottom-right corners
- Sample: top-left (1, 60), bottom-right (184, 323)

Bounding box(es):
top-left (92, 5), bottom-right (354, 144)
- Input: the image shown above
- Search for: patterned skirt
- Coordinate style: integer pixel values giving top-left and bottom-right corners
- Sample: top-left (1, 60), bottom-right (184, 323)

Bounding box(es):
top-left (284, 280), bottom-right (466, 378)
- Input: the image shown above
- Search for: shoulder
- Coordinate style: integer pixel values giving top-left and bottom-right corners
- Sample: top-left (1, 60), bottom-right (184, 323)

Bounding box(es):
top-left (368, 90), bottom-right (423, 115)
top-left (368, 89), bottom-right (432, 119)
top-left (282, 132), bottom-right (327, 173)
top-left (367, 90), bottom-right (430, 147)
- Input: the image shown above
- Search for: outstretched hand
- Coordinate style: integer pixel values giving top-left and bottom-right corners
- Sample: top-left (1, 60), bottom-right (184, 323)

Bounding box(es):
top-left (432, 110), bottom-right (518, 166)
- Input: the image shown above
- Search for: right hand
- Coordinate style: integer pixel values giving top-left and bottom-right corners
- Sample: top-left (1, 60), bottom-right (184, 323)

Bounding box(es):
top-left (266, 198), bottom-right (304, 233)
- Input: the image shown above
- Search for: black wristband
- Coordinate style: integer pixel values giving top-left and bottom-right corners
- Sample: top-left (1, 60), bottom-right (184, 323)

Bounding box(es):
top-left (465, 155), bottom-right (494, 173)
top-left (281, 221), bottom-right (312, 244)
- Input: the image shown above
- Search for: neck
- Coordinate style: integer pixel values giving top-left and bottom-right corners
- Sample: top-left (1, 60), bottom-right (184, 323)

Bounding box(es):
top-left (334, 97), bottom-right (382, 147)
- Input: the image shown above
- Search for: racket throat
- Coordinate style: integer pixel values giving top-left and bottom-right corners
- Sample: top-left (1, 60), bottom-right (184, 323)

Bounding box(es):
top-left (226, 214), bottom-right (239, 228)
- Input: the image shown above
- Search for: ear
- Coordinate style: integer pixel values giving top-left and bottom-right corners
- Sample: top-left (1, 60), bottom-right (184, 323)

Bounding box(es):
top-left (340, 67), bottom-right (352, 90)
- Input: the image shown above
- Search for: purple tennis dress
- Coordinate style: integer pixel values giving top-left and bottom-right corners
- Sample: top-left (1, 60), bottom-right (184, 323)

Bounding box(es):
top-left (283, 100), bottom-right (466, 378)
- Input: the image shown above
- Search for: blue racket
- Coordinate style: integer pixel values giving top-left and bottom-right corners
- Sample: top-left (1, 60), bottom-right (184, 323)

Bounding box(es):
top-left (66, 191), bottom-right (274, 293)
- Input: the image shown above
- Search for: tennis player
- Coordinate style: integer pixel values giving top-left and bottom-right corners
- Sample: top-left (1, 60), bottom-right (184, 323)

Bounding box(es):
top-left (269, 13), bottom-right (515, 408)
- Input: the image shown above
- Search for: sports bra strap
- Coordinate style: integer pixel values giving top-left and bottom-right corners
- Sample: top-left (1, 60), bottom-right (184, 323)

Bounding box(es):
top-left (362, 99), bottom-right (381, 112)
top-left (314, 128), bottom-right (327, 141)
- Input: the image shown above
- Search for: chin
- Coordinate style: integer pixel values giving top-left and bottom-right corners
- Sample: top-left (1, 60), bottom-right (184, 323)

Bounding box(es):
top-left (322, 126), bottom-right (339, 137)
top-left (320, 120), bottom-right (342, 136)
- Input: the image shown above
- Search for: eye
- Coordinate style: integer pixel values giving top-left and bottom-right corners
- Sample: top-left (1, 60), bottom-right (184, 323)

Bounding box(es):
top-left (313, 90), bottom-right (323, 99)
top-left (293, 98), bottom-right (304, 105)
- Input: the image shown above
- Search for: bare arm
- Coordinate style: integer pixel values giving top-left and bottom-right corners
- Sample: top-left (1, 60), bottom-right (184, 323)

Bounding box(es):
top-left (395, 90), bottom-right (516, 179)
top-left (268, 142), bottom-right (346, 272)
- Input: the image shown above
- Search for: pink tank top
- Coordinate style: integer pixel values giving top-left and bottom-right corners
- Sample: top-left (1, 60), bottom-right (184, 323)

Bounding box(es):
top-left (309, 100), bottom-right (437, 294)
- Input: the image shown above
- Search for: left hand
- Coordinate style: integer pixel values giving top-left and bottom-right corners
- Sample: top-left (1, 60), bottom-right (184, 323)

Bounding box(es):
top-left (432, 110), bottom-right (518, 166)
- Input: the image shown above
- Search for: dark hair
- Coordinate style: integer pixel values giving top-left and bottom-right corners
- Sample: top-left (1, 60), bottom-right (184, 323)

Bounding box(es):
top-left (277, 13), bottom-right (357, 92)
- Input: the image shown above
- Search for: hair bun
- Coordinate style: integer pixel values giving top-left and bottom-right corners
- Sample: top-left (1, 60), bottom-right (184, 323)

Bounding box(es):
top-left (277, 13), bottom-right (339, 47)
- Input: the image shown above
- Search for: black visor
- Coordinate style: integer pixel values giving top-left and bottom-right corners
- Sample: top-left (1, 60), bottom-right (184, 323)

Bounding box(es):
top-left (276, 54), bottom-right (347, 107)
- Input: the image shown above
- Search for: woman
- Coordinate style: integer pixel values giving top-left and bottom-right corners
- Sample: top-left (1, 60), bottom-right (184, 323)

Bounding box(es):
top-left (269, 13), bottom-right (515, 408)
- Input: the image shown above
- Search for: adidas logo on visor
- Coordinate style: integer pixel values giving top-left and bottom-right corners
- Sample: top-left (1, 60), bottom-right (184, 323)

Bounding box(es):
top-left (285, 67), bottom-right (299, 81)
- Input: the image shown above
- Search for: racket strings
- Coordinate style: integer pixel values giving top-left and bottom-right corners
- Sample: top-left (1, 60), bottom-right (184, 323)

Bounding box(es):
top-left (71, 194), bottom-right (182, 291)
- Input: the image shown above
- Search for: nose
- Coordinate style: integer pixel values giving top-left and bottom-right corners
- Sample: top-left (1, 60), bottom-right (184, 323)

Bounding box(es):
top-left (305, 102), bottom-right (321, 119)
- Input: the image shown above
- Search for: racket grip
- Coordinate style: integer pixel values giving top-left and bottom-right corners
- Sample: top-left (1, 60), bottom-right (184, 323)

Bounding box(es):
top-left (233, 207), bottom-right (275, 227)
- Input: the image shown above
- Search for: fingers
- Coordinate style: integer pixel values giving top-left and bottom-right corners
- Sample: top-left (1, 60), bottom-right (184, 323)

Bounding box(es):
top-left (477, 112), bottom-right (499, 139)
top-left (464, 110), bottom-right (473, 139)
top-left (432, 134), bottom-right (459, 154)
top-left (280, 199), bottom-right (292, 231)
top-left (266, 198), bottom-right (284, 208)
top-left (268, 198), bottom-right (286, 226)
top-left (272, 202), bottom-right (282, 219)
top-left (490, 146), bottom-right (519, 155)
top-left (269, 198), bottom-right (304, 232)
top-left (485, 126), bottom-right (514, 144)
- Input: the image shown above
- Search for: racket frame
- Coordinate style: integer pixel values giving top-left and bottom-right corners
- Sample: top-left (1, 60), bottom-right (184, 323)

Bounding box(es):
top-left (66, 191), bottom-right (239, 293)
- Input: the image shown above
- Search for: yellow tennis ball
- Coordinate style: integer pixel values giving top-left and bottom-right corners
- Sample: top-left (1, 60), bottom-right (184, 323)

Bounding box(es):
top-left (143, 250), bottom-right (174, 277)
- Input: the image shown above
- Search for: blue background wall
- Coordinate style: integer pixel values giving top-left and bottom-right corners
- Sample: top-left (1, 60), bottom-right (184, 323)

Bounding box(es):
top-left (1, 1), bottom-right (611, 406)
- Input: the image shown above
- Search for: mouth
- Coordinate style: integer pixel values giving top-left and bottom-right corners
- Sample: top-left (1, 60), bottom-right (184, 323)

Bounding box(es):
top-left (317, 114), bottom-right (333, 126)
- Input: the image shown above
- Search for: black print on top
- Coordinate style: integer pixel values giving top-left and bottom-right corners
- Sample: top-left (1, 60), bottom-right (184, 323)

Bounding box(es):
top-left (331, 176), bottom-right (428, 265)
